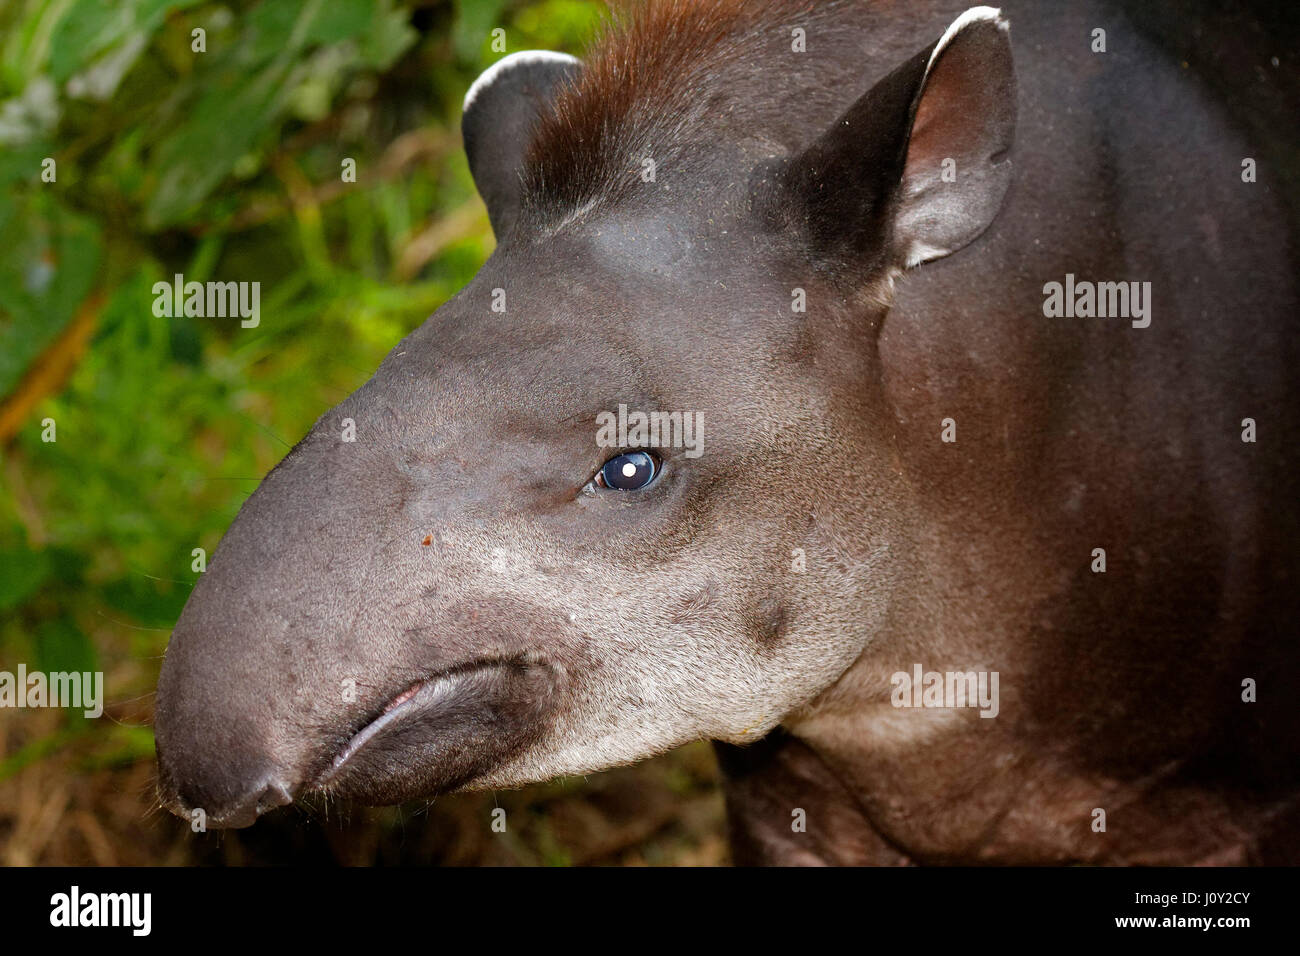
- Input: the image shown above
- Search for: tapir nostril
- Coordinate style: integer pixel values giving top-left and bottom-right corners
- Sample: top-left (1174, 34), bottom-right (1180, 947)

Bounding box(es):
top-left (254, 779), bottom-right (294, 816)
top-left (202, 776), bottom-right (296, 829)
top-left (164, 769), bottom-right (297, 829)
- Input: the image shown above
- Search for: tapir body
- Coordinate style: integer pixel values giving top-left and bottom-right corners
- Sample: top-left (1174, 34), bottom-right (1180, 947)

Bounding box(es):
top-left (155, 0), bottom-right (1300, 864)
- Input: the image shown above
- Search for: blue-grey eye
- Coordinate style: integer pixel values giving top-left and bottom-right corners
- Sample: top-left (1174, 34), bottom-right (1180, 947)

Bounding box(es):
top-left (596, 451), bottom-right (658, 491)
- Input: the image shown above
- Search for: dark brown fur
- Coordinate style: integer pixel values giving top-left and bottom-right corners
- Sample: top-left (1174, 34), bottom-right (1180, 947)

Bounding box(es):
top-left (523, 0), bottom-right (817, 218)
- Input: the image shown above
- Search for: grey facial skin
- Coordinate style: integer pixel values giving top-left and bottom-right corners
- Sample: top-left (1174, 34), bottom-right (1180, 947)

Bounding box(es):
top-left (155, 1), bottom-right (1300, 864)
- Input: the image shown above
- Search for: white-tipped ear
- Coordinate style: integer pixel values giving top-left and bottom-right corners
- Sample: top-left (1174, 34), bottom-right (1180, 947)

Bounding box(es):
top-left (924, 5), bottom-right (1005, 75)
top-left (774, 7), bottom-right (1016, 277)
top-left (897, 6), bottom-right (1016, 266)
top-left (462, 50), bottom-right (579, 113)
top-left (461, 51), bottom-right (582, 239)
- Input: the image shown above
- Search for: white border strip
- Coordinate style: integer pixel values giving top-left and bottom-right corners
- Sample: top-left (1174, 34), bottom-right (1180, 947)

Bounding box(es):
top-left (463, 50), bottom-right (581, 113)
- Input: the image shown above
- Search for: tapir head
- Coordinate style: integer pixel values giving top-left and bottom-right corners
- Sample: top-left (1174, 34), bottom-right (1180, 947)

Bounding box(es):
top-left (155, 6), bottom-right (1015, 828)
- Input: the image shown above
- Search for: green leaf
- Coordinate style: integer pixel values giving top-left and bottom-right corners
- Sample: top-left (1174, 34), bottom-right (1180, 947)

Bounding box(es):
top-left (48, 0), bottom-right (204, 84)
top-left (101, 573), bottom-right (190, 627)
top-left (142, 60), bottom-right (291, 229)
top-left (454, 0), bottom-right (510, 64)
top-left (83, 724), bottom-right (157, 770)
top-left (0, 545), bottom-right (52, 610)
top-left (0, 193), bottom-right (102, 396)
top-left (142, 0), bottom-right (416, 228)
top-left (33, 615), bottom-right (98, 676)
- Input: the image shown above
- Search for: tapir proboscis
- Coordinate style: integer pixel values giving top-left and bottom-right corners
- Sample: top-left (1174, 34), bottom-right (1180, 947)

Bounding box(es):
top-left (154, 0), bottom-right (1300, 865)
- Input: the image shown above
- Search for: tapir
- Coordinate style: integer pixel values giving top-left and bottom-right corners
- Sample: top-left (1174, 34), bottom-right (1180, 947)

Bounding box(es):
top-left (154, 0), bottom-right (1300, 864)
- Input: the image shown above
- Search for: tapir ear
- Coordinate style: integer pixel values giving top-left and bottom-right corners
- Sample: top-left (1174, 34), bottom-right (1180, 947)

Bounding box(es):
top-left (777, 6), bottom-right (1016, 272)
top-left (461, 51), bottom-right (582, 239)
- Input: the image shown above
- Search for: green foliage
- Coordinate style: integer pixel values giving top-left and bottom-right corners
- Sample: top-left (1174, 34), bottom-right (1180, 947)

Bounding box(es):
top-left (0, 0), bottom-right (604, 759)
top-left (0, 192), bottom-right (100, 396)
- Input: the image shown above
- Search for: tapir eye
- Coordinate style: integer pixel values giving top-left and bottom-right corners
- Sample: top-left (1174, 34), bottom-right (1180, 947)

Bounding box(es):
top-left (595, 451), bottom-right (659, 491)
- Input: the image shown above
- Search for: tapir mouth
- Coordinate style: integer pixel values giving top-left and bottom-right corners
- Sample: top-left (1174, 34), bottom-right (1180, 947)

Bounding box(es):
top-left (304, 656), bottom-right (556, 804)
top-left (315, 659), bottom-right (512, 788)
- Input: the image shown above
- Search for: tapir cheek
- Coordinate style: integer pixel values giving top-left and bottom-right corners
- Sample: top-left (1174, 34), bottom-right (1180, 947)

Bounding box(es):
top-left (309, 661), bottom-right (561, 803)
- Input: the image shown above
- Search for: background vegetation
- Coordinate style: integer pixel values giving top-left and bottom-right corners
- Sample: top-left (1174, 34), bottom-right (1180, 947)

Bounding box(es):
top-left (0, 0), bottom-right (725, 865)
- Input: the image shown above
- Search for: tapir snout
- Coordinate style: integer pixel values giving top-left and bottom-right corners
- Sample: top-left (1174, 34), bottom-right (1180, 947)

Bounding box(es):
top-left (154, 376), bottom-right (573, 826)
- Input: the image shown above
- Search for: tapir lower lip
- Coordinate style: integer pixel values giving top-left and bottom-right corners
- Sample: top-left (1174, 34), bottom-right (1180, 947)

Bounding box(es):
top-left (313, 660), bottom-right (511, 790)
